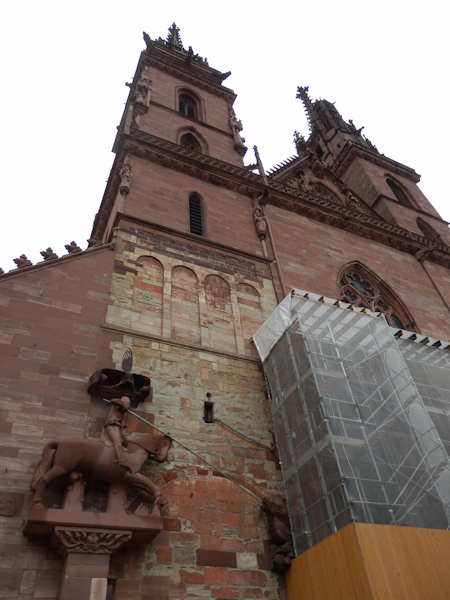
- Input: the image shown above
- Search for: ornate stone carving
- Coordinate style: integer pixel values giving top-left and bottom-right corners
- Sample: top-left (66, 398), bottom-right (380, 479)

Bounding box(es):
top-left (13, 254), bottom-right (32, 268)
top-left (134, 71), bottom-right (152, 109)
top-left (229, 108), bottom-right (247, 155)
top-left (310, 181), bottom-right (342, 204)
top-left (166, 22), bottom-right (183, 50)
top-left (253, 206), bottom-right (267, 240)
top-left (338, 266), bottom-right (411, 329)
top-left (54, 527), bottom-right (132, 554)
top-left (262, 499), bottom-right (294, 573)
top-left (65, 241), bottom-right (82, 254)
top-left (40, 247), bottom-right (58, 260)
top-left (119, 160), bottom-right (133, 195)
top-left (88, 368), bottom-right (151, 407)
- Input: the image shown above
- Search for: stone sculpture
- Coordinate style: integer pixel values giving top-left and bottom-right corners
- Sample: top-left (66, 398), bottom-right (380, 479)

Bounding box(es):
top-left (31, 427), bottom-right (171, 513)
top-left (262, 498), bottom-right (294, 573)
top-left (229, 108), bottom-right (246, 148)
top-left (101, 395), bottom-right (130, 468)
top-left (134, 74), bottom-right (152, 108)
top-left (119, 160), bottom-right (132, 195)
top-left (253, 206), bottom-right (268, 240)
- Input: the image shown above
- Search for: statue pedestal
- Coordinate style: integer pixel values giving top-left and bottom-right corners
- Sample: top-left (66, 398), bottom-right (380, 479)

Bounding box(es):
top-left (24, 484), bottom-right (163, 600)
top-left (55, 528), bottom-right (124, 600)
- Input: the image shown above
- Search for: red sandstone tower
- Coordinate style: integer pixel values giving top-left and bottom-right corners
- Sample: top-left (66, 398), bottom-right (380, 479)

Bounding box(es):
top-left (1, 22), bottom-right (450, 600)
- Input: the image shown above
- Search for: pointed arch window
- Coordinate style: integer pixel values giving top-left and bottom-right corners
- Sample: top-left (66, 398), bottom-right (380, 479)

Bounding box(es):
top-left (386, 177), bottom-right (414, 208)
top-left (338, 265), bottom-right (414, 330)
top-left (179, 92), bottom-right (199, 120)
top-left (189, 193), bottom-right (203, 235)
top-left (180, 133), bottom-right (202, 153)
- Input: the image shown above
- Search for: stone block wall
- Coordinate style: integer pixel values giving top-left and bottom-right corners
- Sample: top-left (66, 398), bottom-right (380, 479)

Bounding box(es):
top-left (0, 247), bottom-right (120, 599)
top-left (101, 224), bottom-right (283, 598)
top-left (107, 336), bottom-right (282, 599)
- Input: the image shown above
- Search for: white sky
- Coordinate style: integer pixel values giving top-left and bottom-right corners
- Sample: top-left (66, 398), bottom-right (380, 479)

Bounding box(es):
top-left (1, 1), bottom-right (449, 271)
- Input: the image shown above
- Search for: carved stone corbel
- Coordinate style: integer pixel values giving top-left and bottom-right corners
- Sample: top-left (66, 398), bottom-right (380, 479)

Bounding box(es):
top-left (54, 527), bottom-right (132, 555)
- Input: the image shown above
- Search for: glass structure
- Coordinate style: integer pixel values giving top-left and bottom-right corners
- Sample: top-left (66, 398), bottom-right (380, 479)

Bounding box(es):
top-left (255, 295), bottom-right (450, 556)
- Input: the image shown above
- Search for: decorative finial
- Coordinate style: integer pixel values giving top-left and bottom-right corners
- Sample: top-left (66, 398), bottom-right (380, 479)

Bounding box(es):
top-left (40, 248), bottom-right (58, 261)
top-left (296, 86), bottom-right (314, 129)
top-left (13, 254), bottom-right (32, 268)
top-left (293, 131), bottom-right (307, 154)
top-left (65, 241), bottom-right (82, 254)
top-left (166, 22), bottom-right (183, 50)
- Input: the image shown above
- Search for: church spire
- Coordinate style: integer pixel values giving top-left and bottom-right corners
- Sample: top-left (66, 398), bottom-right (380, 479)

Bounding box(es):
top-left (166, 22), bottom-right (184, 50)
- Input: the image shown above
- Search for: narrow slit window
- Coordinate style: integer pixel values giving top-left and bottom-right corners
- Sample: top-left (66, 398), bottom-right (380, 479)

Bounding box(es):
top-left (189, 193), bottom-right (203, 236)
top-left (179, 93), bottom-right (198, 120)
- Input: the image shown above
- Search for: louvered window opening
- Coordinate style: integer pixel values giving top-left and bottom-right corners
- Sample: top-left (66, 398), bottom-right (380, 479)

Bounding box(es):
top-left (189, 195), bottom-right (203, 235)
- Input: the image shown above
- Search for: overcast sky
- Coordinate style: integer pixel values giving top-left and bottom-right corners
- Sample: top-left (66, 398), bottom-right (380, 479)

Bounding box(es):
top-left (1, 1), bottom-right (448, 271)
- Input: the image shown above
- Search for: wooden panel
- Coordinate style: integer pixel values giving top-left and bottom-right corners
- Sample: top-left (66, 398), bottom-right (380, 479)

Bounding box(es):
top-left (355, 523), bottom-right (450, 600)
top-left (287, 523), bottom-right (450, 600)
top-left (286, 524), bottom-right (373, 600)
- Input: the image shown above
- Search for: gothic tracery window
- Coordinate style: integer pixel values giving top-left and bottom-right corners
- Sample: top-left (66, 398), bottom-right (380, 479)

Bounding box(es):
top-left (338, 267), bottom-right (409, 329)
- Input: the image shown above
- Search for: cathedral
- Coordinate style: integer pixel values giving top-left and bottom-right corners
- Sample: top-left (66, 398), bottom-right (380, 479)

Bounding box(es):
top-left (1, 23), bottom-right (450, 600)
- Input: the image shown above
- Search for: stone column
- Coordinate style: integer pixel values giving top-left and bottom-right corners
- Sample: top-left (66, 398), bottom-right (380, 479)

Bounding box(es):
top-left (54, 527), bottom-right (131, 600)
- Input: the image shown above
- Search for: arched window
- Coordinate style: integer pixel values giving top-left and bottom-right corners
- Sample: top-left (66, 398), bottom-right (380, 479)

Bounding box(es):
top-left (386, 177), bottom-right (414, 208)
top-left (179, 92), bottom-right (199, 120)
top-left (416, 217), bottom-right (442, 243)
top-left (189, 193), bottom-right (203, 235)
top-left (180, 133), bottom-right (202, 153)
top-left (338, 263), bottom-right (415, 330)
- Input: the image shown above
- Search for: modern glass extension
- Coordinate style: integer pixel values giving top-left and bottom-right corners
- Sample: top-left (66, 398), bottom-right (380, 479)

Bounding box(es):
top-left (254, 292), bottom-right (450, 555)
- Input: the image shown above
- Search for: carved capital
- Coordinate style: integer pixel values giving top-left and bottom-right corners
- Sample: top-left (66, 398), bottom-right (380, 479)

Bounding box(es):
top-left (54, 527), bottom-right (132, 555)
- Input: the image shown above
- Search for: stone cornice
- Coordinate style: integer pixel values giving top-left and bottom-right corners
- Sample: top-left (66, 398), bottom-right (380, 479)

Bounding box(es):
top-left (93, 129), bottom-right (450, 272)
